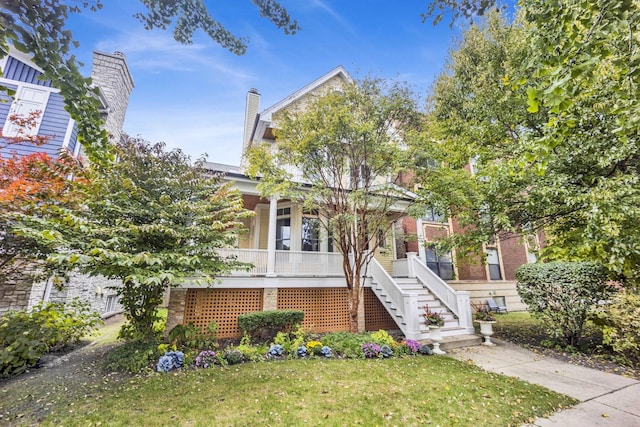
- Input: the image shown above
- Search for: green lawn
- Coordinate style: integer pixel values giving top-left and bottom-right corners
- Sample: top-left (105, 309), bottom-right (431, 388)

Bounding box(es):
top-left (44, 356), bottom-right (575, 426)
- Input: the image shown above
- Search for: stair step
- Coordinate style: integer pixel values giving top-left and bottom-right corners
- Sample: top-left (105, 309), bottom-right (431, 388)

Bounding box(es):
top-left (415, 334), bottom-right (483, 350)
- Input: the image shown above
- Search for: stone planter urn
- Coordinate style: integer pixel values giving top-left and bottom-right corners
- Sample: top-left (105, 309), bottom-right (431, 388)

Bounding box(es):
top-left (428, 325), bottom-right (446, 354)
top-left (476, 320), bottom-right (497, 346)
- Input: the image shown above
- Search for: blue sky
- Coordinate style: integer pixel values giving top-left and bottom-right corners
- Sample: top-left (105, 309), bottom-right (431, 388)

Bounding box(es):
top-left (66, 1), bottom-right (468, 165)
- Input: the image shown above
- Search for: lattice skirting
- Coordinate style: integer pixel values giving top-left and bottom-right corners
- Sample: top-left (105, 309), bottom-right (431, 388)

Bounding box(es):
top-left (182, 287), bottom-right (400, 338)
top-left (184, 288), bottom-right (263, 339)
top-left (363, 288), bottom-right (399, 331)
top-left (277, 288), bottom-right (351, 333)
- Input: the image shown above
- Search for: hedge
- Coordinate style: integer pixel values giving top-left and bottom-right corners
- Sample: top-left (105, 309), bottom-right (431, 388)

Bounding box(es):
top-left (238, 310), bottom-right (304, 341)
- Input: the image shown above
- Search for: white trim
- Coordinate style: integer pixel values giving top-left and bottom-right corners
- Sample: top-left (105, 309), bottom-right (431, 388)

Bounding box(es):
top-left (61, 118), bottom-right (76, 149)
top-left (73, 140), bottom-right (82, 157)
top-left (0, 77), bottom-right (59, 93)
top-left (2, 85), bottom-right (51, 137)
top-left (6, 47), bottom-right (45, 73)
top-left (250, 119), bottom-right (270, 145)
top-left (0, 55), bottom-right (8, 75)
top-left (178, 275), bottom-right (350, 289)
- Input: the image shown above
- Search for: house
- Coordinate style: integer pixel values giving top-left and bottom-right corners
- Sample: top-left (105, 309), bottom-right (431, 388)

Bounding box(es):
top-left (166, 66), bottom-right (534, 341)
top-left (0, 48), bottom-right (134, 316)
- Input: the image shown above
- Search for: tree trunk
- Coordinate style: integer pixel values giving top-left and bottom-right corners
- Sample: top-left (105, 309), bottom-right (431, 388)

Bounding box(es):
top-left (343, 257), bottom-right (362, 333)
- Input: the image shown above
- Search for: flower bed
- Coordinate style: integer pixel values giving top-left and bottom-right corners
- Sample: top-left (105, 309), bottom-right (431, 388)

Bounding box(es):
top-left (156, 329), bottom-right (435, 373)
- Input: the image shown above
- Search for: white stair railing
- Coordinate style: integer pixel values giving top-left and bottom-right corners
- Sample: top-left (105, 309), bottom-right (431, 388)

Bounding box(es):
top-left (408, 254), bottom-right (474, 333)
top-left (369, 257), bottom-right (422, 340)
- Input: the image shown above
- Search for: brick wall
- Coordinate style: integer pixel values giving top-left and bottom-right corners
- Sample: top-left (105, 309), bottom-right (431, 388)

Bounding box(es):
top-left (498, 232), bottom-right (529, 280)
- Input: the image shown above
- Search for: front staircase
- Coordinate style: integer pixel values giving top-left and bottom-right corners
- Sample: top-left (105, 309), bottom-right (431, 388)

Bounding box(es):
top-left (368, 254), bottom-right (474, 341)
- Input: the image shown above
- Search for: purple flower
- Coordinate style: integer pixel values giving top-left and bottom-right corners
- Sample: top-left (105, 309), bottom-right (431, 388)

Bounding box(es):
top-left (195, 350), bottom-right (217, 368)
top-left (362, 342), bottom-right (381, 358)
top-left (405, 339), bottom-right (420, 352)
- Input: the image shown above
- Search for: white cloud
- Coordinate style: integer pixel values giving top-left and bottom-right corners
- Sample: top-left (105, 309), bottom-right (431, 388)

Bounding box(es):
top-left (123, 107), bottom-right (245, 166)
top-left (307, 0), bottom-right (357, 35)
top-left (95, 30), bottom-right (254, 85)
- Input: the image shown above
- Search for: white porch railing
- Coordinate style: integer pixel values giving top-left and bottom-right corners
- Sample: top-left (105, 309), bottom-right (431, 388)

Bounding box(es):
top-left (274, 250), bottom-right (344, 276)
top-left (409, 254), bottom-right (474, 334)
top-left (216, 249), bottom-right (344, 277)
top-left (369, 257), bottom-right (422, 340)
top-left (217, 249), bottom-right (268, 275)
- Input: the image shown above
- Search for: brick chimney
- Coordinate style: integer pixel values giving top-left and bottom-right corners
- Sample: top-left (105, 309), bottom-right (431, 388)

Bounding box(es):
top-left (90, 51), bottom-right (134, 143)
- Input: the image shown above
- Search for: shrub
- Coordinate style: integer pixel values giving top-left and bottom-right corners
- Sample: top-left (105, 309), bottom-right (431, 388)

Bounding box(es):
top-left (370, 330), bottom-right (396, 347)
top-left (591, 290), bottom-right (640, 365)
top-left (404, 339), bottom-right (420, 353)
top-left (273, 331), bottom-right (292, 353)
top-left (516, 262), bottom-right (613, 347)
top-left (321, 332), bottom-right (370, 358)
top-left (362, 343), bottom-right (381, 358)
top-left (297, 346), bottom-right (307, 358)
top-left (320, 346), bottom-right (332, 358)
top-left (380, 345), bottom-right (393, 358)
top-left (168, 321), bottom-right (217, 350)
top-left (195, 350), bottom-right (218, 368)
top-left (0, 299), bottom-right (102, 377)
top-left (157, 350), bottom-right (185, 372)
top-left (268, 344), bottom-right (284, 358)
top-left (233, 335), bottom-right (267, 362)
top-left (238, 310), bottom-right (304, 342)
top-left (306, 341), bottom-right (323, 355)
top-left (418, 344), bottom-right (433, 355)
top-left (223, 348), bottom-right (244, 365)
top-left (106, 340), bottom-right (160, 373)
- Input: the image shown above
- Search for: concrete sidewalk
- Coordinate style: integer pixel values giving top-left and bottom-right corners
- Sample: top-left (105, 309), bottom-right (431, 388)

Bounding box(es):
top-left (448, 340), bottom-right (640, 426)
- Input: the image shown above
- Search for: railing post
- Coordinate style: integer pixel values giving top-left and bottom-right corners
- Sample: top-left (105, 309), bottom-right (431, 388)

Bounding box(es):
top-left (266, 196), bottom-right (278, 277)
top-left (455, 291), bottom-right (474, 333)
top-left (407, 252), bottom-right (417, 278)
top-left (403, 293), bottom-right (421, 340)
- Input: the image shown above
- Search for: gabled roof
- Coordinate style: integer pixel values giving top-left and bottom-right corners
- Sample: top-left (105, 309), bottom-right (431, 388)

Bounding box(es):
top-left (260, 65), bottom-right (352, 122)
top-left (5, 46), bottom-right (44, 73)
top-left (248, 66), bottom-right (352, 147)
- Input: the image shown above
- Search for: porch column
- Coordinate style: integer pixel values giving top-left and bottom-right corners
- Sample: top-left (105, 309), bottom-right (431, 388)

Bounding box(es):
top-left (266, 196), bottom-right (278, 277)
top-left (416, 218), bottom-right (426, 263)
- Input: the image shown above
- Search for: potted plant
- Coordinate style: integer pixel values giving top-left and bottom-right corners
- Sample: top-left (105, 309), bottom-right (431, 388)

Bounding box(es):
top-left (472, 301), bottom-right (497, 346)
top-left (423, 307), bottom-right (446, 354)
top-left (423, 306), bottom-right (445, 327)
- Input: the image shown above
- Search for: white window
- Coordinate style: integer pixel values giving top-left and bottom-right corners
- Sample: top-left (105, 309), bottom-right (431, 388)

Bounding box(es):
top-left (275, 207), bottom-right (291, 250)
top-left (486, 248), bottom-right (502, 280)
top-left (3, 86), bottom-right (50, 137)
top-left (423, 207), bottom-right (446, 223)
top-left (105, 294), bottom-right (120, 313)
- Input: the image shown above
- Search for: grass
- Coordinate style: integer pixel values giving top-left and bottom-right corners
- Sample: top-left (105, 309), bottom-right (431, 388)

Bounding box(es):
top-left (43, 356), bottom-right (575, 426)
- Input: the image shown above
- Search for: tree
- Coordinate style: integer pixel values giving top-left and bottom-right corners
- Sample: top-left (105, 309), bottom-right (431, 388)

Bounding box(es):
top-left (1, 0), bottom-right (299, 161)
top-left (246, 78), bottom-right (421, 333)
top-left (412, 10), bottom-right (537, 257)
top-left (0, 113), bottom-right (87, 288)
top-left (20, 138), bottom-right (252, 340)
top-left (418, 7), bottom-right (640, 284)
